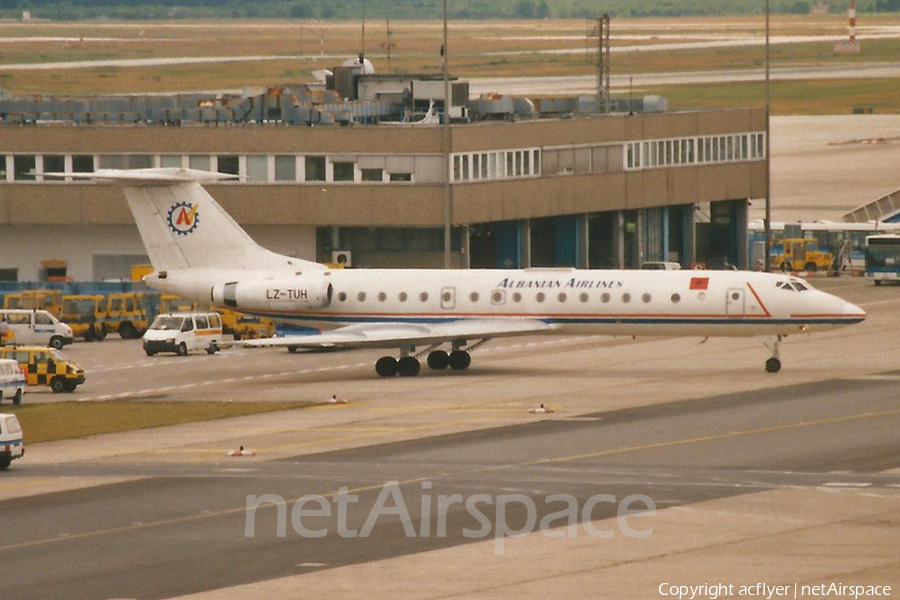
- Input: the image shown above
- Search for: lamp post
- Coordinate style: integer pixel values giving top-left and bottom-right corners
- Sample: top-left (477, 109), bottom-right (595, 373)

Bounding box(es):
top-left (763, 0), bottom-right (772, 272)
top-left (442, 0), bottom-right (452, 269)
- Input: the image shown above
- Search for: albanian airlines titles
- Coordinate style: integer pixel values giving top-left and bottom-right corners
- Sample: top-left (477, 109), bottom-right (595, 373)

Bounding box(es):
top-left (496, 277), bottom-right (626, 290)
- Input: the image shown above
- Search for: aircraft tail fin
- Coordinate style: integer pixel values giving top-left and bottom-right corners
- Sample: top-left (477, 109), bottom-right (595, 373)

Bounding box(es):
top-left (67, 169), bottom-right (322, 272)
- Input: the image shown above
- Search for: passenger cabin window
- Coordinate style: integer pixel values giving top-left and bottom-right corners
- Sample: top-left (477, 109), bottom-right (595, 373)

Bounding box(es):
top-left (470, 292), bottom-right (480, 303)
top-left (536, 292), bottom-right (546, 303)
top-left (419, 292), bottom-right (428, 302)
top-left (378, 292), bottom-right (387, 302)
top-left (357, 292), bottom-right (367, 302)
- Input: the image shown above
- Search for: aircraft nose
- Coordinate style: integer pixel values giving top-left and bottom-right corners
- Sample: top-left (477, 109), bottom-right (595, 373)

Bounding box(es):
top-left (843, 301), bottom-right (866, 322)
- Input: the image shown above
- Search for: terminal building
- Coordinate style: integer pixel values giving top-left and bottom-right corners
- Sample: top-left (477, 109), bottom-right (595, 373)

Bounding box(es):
top-left (0, 68), bottom-right (764, 282)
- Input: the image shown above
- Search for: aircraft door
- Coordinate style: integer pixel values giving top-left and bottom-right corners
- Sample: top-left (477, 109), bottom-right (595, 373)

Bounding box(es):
top-left (726, 288), bottom-right (745, 316)
top-left (440, 287), bottom-right (456, 310)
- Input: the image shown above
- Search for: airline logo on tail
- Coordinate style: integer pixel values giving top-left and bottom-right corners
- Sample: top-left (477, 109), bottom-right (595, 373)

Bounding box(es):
top-left (167, 202), bottom-right (199, 235)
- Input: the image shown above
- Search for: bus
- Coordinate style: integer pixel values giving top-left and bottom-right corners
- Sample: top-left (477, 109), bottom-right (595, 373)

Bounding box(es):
top-left (865, 234), bottom-right (900, 285)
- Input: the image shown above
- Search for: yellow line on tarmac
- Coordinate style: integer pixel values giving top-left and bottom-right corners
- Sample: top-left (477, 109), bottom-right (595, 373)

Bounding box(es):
top-left (0, 477), bottom-right (428, 554)
top-left (518, 407), bottom-right (900, 467)
top-left (6, 408), bottom-right (897, 554)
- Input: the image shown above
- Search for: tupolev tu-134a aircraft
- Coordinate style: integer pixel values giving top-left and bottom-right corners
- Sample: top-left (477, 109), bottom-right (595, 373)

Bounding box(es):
top-left (75, 168), bottom-right (865, 376)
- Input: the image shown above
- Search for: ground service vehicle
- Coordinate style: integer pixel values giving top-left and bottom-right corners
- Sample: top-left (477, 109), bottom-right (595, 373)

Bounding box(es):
top-left (61, 294), bottom-right (109, 341)
top-left (864, 234), bottom-right (900, 285)
top-left (0, 413), bottom-right (24, 470)
top-left (0, 359), bottom-right (25, 405)
top-left (160, 295), bottom-right (273, 340)
top-left (771, 238), bottom-right (835, 273)
top-left (0, 309), bottom-right (74, 349)
top-left (3, 290), bottom-right (63, 318)
top-left (143, 312), bottom-right (224, 356)
top-left (218, 309), bottom-right (276, 340)
top-left (0, 346), bottom-right (85, 393)
top-left (107, 292), bottom-right (157, 339)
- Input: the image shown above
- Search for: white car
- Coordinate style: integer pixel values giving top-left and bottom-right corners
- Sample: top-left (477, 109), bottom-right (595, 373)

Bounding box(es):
top-left (0, 413), bottom-right (24, 470)
top-left (0, 359), bottom-right (25, 405)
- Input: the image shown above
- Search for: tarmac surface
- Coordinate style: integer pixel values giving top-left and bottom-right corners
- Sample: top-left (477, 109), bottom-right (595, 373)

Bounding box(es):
top-left (0, 278), bottom-right (899, 599)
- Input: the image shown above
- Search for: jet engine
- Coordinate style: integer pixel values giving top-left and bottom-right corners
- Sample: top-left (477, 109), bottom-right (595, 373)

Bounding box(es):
top-left (210, 276), bottom-right (334, 311)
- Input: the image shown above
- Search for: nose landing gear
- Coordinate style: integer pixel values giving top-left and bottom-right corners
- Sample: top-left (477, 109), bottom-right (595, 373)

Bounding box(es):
top-left (764, 335), bottom-right (783, 373)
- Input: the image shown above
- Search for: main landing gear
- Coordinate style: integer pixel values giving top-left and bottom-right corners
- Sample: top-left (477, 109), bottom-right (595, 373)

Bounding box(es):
top-left (375, 339), bottom-right (485, 377)
top-left (764, 335), bottom-right (783, 373)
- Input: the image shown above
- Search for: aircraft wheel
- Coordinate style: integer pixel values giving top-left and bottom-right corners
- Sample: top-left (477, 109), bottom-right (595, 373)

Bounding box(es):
top-left (427, 350), bottom-right (449, 370)
top-left (765, 357), bottom-right (781, 374)
top-left (397, 356), bottom-right (421, 377)
top-left (375, 356), bottom-right (398, 377)
top-left (448, 350), bottom-right (471, 371)
top-left (874, 280), bottom-right (883, 286)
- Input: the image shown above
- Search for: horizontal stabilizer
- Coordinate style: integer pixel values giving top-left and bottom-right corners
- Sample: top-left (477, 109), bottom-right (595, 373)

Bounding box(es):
top-left (45, 168), bottom-right (237, 185)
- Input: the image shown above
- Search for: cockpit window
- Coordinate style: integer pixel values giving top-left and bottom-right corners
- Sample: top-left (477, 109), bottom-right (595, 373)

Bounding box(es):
top-left (776, 279), bottom-right (810, 292)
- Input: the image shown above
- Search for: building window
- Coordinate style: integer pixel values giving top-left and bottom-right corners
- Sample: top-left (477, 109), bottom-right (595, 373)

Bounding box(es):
top-left (305, 156), bottom-right (326, 181)
top-left (333, 162), bottom-right (355, 182)
top-left (217, 155), bottom-right (239, 176)
top-left (247, 156), bottom-right (268, 182)
top-left (389, 172), bottom-right (412, 182)
top-left (43, 155), bottom-right (65, 176)
top-left (13, 156), bottom-right (36, 181)
top-left (275, 155), bottom-right (296, 182)
top-left (72, 155), bottom-right (94, 173)
top-left (362, 168), bottom-right (383, 182)
top-left (189, 155), bottom-right (210, 171)
top-left (130, 155), bottom-right (153, 169)
top-left (160, 155), bottom-right (181, 169)
top-left (99, 155), bottom-right (125, 169)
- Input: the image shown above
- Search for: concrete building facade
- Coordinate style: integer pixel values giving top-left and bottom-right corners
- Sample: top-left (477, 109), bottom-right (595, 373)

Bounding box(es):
top-left (0, 107), bottom-right (764, 281)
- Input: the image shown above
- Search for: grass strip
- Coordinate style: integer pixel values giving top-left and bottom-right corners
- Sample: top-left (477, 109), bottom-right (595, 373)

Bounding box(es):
top-left (1, 401), bottom-right (312, 443)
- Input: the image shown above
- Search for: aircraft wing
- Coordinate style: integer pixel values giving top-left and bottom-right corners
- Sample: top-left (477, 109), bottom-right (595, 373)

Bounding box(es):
top-left (241, 319), bottom-right (557, 350)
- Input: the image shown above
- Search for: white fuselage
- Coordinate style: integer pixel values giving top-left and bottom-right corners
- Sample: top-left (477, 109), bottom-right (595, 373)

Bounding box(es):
top-left (146, 267), bottom-right (865, 338)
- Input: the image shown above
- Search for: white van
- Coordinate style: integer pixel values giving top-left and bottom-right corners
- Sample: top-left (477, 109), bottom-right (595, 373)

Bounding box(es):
top-left (143, 312), bottom-right (224, 356)
top-left (0, 413), bottom-right (24, 470)
top-left (0, 359), bottom-right (25, 405)
top-left (0, 309), bottom-right (74, 350)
